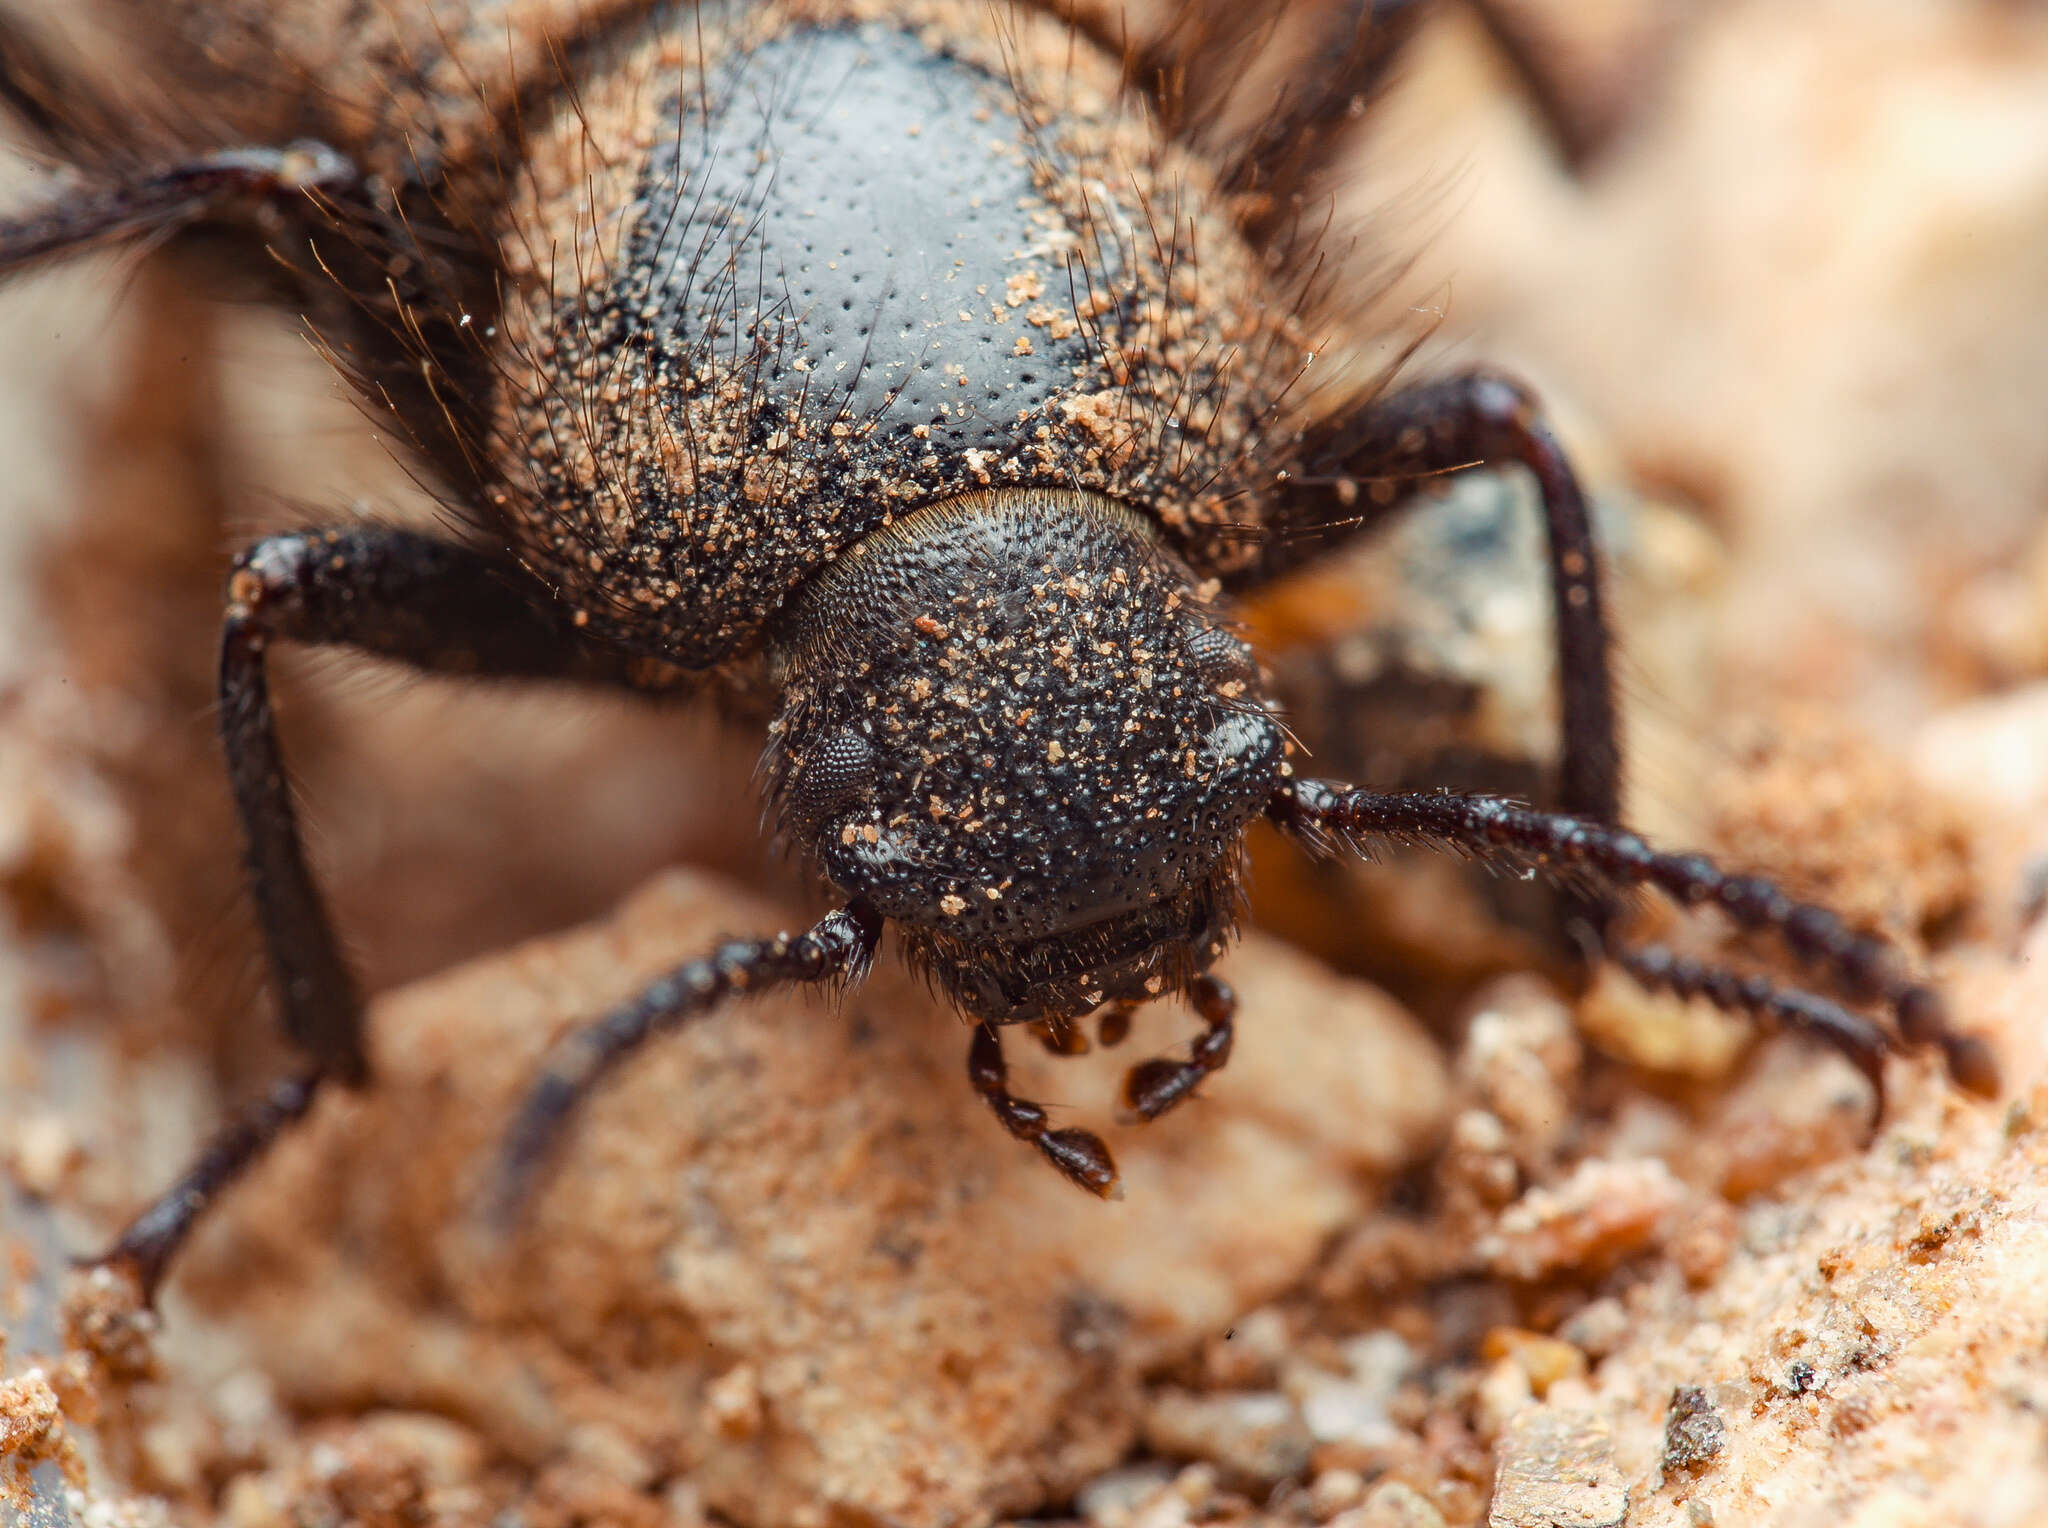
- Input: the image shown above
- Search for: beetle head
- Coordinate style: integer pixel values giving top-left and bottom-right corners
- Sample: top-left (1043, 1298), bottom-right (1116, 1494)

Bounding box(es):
top-left (767, 488), bottom-right (1285, 1022)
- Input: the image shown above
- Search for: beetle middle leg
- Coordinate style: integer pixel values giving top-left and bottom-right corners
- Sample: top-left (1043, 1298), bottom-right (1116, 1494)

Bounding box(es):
top-left (0, 11), bottom-right (356, 272)
top-left (1257, 369), bottom-right (2000, 1110)
top-left (1265, 368), bottom-right (1621, 833)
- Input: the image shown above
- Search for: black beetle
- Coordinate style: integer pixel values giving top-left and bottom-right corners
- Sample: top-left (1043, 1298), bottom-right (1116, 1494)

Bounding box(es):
top-left (0, 0), bottom-right (1994, 1295)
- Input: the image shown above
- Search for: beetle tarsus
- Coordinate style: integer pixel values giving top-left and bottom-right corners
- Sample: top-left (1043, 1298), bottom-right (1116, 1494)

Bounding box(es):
top-left (93, 1071), bottom-right (323, 1306)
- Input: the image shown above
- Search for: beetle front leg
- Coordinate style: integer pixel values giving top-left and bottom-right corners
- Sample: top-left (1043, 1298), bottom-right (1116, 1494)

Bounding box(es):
top-left (493, 905), bottom-right (882, 1226)
top-left (100, 525), bottom-right (674, 1299)
top-left (1270, 778), bottom-right (2001, 1099)
top-left (218, 526), bottom-right (656, 1078)
top-left (1268, 369), bottom-right (1620, 834)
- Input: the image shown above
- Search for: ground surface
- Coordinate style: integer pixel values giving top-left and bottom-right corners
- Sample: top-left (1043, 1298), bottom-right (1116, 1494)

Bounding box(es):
top-left (4, 1), bottom-right (2048, 1526)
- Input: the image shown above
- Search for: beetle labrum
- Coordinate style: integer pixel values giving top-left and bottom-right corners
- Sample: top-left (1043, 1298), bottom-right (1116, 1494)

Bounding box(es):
top-left (0, 0), bottom-right (1996, 1297)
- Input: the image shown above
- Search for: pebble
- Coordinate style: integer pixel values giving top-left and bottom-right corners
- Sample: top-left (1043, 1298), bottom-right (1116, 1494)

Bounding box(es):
top-left (1706, 1043), bottom-right (1872, 1200)
top-left (1456, 980), bottom-right (1580, 1166)
top-left (5, 1112), bottom-right (78, 1197)
top-left (1488, 1408), bottom-right (1628, 1528)
top-left (1141, 1389), bottom-right (1313, 1486)
top-left (703, 1363), bottom-right (764, 1440)
top-left (1576, 964), bottom-right (1749, 1081)
top-left (1481, 1328), bottom-right (1589, 1397)
top-left (1076, 1463), bottom-right (1177, 1527)
top-left (1913, 680), bottom-right (2048, 823)
top-left (664, 1479), bottom-right (710, 1528)
top-left (194, 872), bottom-right (1448, 1528)
top-left (1333, 1479), bottom-right (1449, 1528)
top-left (1308, 1467), bottom-right (1366, 1519)
top-left (1661, 1386), bottom-right (1727, 1475)
top-left (1556, 1298), bottom-right (1631, 1361)
top-left (1201, 1306), bottom-right (1292, 1389)
top-left (221, 1474), bottom-right (284, 1528)
top-left (1476, 1157), bottom-right (1689, 1281)
top-left (1295, 1373), bottom-right (1405, 1452)
top-left (1077, 1463), bottom-right (1218, 1528)
top-left (1444, 1109), bottom-right (1520, 1209)
top-left (1473, 1358), bottom-right (1534, 1443)
top-left (562, 1420), bottom-right (657, 1491)
top-left (1343, 1332), bottom-right (1417, 1396)
top-left (352, 1412), bottom-right (487, 1488)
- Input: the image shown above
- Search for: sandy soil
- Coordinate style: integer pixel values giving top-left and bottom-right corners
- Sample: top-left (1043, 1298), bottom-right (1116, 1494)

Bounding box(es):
top-left (4, 2), bottom-right (2048, 1526)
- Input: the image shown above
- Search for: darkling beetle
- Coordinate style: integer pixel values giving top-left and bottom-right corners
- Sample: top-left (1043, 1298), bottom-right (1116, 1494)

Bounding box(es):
top-left (0, 0), bottom-right (1995, 1297)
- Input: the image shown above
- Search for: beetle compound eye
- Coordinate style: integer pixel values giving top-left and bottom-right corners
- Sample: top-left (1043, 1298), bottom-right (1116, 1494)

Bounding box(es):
top-left (788, 730), bottom-right (879, 841)
top-left (1184, 625), bottom-right (1257, 695)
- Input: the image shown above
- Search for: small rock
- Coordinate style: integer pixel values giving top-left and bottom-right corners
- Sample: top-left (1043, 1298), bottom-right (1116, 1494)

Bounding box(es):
top-left (138, 1411), bottom-right (208, 1495)
top-left (1293, 1329), bottom-right (1418, 1448)
top-left (1706, 1042), bottom-right (1873, 1199)
top-left (1488, 1408), bottom-right (1628, 1528)
top-left (1201, 1307), bottom-right (1292, 1389)
top-left (1076, 1462), bottom-right (1177, 1527)
top-left (1481, 1328), bottom-right (1588, 1397)
top-left (1576, 964), bottom-right (1749, 1081)
top-left (61, 1263), bottom-right (158, 1383)
top-left (664, 1478), bottom-right (709, 1528)
top-left (1444, 1109), bottom-right (1520, 1210)
top-left (1333, 1479), bottom-right (1449, 1528)
top-left (1476, 1157), bottom-right (1688, 1280)
top-left (191, 873), bottom-right (1448, 1528)
top-left (1946, 525), bottom-right (2048, 684)
top-left (703, 1363), bottom-right (763, 1440)
top-left (1308, 1467), bottom-right (1366, 1519)
top-left (1294, 1372), bottom-right (1404, 1451)
top-left (1660, 1386), bottom-right (1726, 1476)
top-left (1316, 1217), bottom-right (1457, 1302)
top-left (562, 1420), bottom-right (656, 1491)
top-left (1456, 979), bottom-right (1581, 1167)
top-left (1472, 1358), bottom-right (1533, 1443)
top-left (1078, 1464), bottom-right (1218, 1528)
top-left (6, 1111), bottom-right (79, 1197)
top-left (0, 1369), bottom-right (67, 1470)
top-left (351, 1412), bottom-right (486, 1489)
top-left (1555, 1298), bottom-right (1630, 1361)
top-left (221, 1474), bottom-right (286, 1528)
top-left (1666, 1197), bottom-right (1740, 1287)
top-left (210, 1371), bottom-right (286, 1463)
top-left (1913, 680), bottom-right (2048, 825)
top-left (1142, 1388), bottom-right (1312, 1486)
top-left (1343, 1331), bottom-right (1417, 1394)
